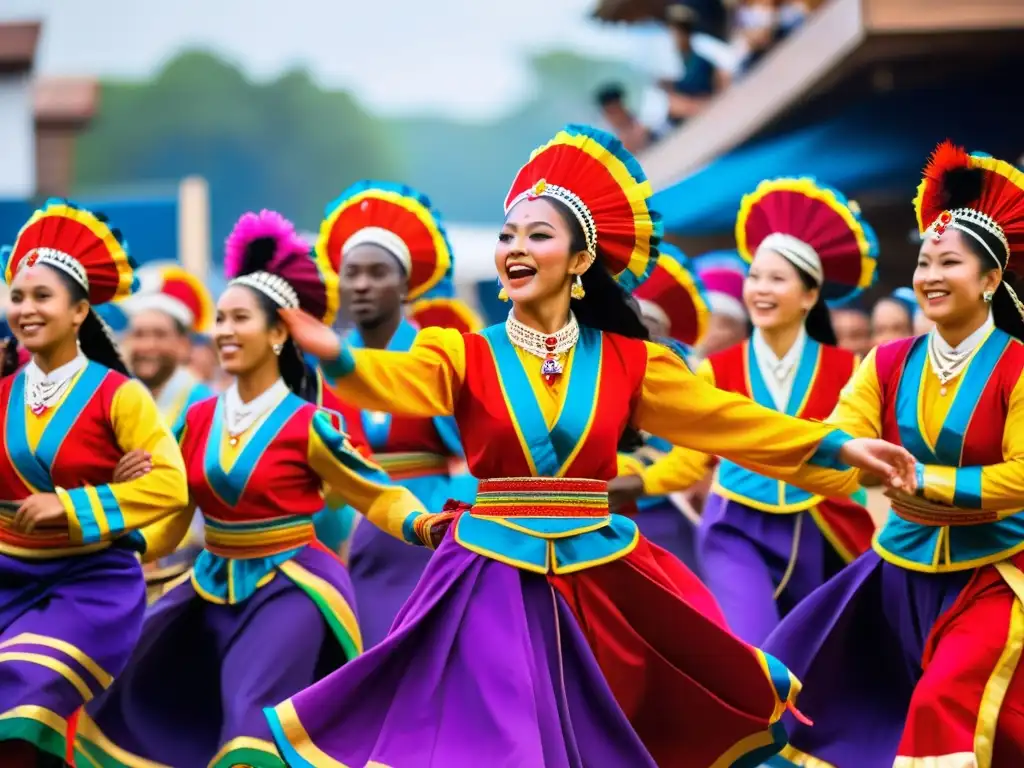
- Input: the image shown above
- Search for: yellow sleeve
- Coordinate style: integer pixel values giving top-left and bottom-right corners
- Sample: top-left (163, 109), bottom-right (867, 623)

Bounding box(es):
top-left (825, 347), bottom-right (883, 439)
top-left (136, 420), bottom-right (197, 562)
top-left (59, 379), bottom-right (190, 550)
top-left (639, 358), bottom-right (715, 495)
top-left (307, 411), bottom-right (429, 544)
top-left (633, 342), bottom-right (860, 497)
top-left (919, 373), bottom-right (1024, 512)
top-left (323, 327), bottom-right (466, 418)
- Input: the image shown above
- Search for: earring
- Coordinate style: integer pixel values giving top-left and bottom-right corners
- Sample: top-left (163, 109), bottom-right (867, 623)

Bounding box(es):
top-left (272, 342), bottom-right (283, 356)
top-left (983, 290), bottom-right (995, 303)
top-left (570, 275), bottom-right (585, 300)
top-left (498, 282), bottom-right (509, 302)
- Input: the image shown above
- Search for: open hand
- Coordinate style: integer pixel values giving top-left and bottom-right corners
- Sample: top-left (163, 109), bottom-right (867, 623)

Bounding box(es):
top-left (14, 493), bottom-right (68, 533)
top-left (839, 438), bottom-right (918, 493)
top-left (114, 450), bottom-right (152, 482)
top-left (278, 308), bottom-right (342, 361)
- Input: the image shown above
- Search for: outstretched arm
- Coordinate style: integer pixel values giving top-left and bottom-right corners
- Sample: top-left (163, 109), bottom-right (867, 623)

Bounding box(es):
top-left (633, 343), bottom-right (914, 497)
top-left (282, 308), bottom-right (465, 418)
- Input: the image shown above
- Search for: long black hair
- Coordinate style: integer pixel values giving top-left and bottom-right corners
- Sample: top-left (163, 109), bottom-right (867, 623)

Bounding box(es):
top-left (794, 266), bottom-right (839, 346)
top-left (548, 197), bottom-right (649, 341)
top-left (1, 265), bottom-right (130, 377)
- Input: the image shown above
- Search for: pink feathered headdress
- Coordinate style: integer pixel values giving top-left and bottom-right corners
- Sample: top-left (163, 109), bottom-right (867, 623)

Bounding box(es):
top-left (224, 210), bottom-right (339, 324)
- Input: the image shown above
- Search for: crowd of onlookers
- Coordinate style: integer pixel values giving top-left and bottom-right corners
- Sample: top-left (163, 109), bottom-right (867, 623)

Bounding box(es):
top-left (829, 288), bottom-right (933, 360)
top-left (597, 0), bottom-right (826, 154)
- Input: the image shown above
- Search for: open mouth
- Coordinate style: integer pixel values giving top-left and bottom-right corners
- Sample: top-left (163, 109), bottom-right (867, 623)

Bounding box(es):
top-left (18, 322), bottom-right (44, 336)
top-left (218, 343), bottom-right (241, 355)
top-left (751, 301), bottom-right (777, 311)
top-left (506, 262), bottom-right (537, 286)
top-left (925, 290), bottom-right (949, 303)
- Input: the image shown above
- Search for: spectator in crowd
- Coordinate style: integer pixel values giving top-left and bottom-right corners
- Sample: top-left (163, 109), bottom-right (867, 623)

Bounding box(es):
top-left (732, 1), bottom-right (813, 74)
top-left (830, 304), bottom-right (872, 358)
top-left (595, 84), bottom-right (655, 155)
top-left (913, 306), bottom-right (934, 336)
top-left (870, 287), bottom-right (916, 347)
top-left (661, 3), bottom-right (734, 123)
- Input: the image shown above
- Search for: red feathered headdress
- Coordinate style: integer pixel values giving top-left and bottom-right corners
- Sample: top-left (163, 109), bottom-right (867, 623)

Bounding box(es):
top-left (407, 278), bottom-right (484, 335)
top-left (2, 200), bottom-right (137, 306)
top-left (124, 262), bottom-right (215, 334)
top-left (736, 178), bottom-right (878, 305)
top-left (633, 244), bottom-right (709, 346)
top-left (317, 181), bottom-right (452, 302)
top-left (914, 141), bottom-right (1024, 277)
top-left (504, 124), bottom-right (660, 291)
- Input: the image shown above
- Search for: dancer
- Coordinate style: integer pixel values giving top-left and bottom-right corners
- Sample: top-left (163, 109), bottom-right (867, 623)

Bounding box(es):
top-left (266, 125), bottom-right (915, 768)
top-left (611, 243), bottom-right (709, 570)
top-left (693, 249), bottom-right (749, 360)
top-left (0, 201), bottom-right (189, 766)
top-left (871, 286), bottom-right (917, 347)
top-left (317, 181), bottom-right (475, 646)
top-left (77, 211), bottom-right (429, 768)
top-left (122, 263), bottom-right (215, 599)
top-left (764, 143), bottom-right (1024, 767)
top-left (673, 177), bottom-right (878, 645)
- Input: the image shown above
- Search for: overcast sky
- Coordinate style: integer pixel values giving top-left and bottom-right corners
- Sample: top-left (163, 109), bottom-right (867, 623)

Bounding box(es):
top-left (3, 0), bottom-right (675, 122)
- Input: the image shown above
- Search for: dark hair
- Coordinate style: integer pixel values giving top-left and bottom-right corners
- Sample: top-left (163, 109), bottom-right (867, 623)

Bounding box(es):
top-left (954, 229), bottom-right (1024, 341)
top-left (8, 266), bottom-right (133, 376)
top-left (547, 198), bottom-right (650, 341)
top-left (595, 84), bottom-right (625, 107)
top-left (238, 285), bottom-right (318, 401)
top-left (794, 266), bottom-right (838, 346)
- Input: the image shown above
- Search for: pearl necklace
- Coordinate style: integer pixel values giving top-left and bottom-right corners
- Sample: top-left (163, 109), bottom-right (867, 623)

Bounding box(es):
top-left (926, 316), bottom-right (992, 396)
top-left (224, 379), bottom-right (289, 446)
top-left (24, 354), bottom-right (87, 416)
top-left (505, 311), bottom-right (579, 385)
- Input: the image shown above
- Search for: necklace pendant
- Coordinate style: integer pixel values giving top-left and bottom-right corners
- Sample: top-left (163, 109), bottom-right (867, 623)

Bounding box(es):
top-left (541, 354), bottom-right (563, 386)
top-left (229, 436), bottom-right (239, 447)
top-left (30, 402), bottom-right (47, 416)
top-left (939, 386), bottom-right (947, 397)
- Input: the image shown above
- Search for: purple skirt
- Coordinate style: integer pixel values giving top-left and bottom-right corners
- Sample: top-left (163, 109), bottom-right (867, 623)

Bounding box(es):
top-left (266, 533), bottom-right (658, 767)
top-left (698, 494), bottom-right (842, 645)
top-left (634, 497), bottom-right (701, 576)
top-left (762, 550), bottom-right (971, 766)
top-left (0, 548), bottom-right (145, 761)
top-left (348, 517), bottom-right (433, 647)
top-left (78, 544), bottom-right (358, 768)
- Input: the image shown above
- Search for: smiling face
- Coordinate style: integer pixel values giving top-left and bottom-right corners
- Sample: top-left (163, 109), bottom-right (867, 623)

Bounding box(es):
top-left (127, 309), bottom-right (189, 387)
top-left (743, 249), bottom-right (817, 332)
top-left (339, 243), bottom-right (406, 327)
top-left (870, 298), bottom-right (913, 347)
top-left (213, 284), bottom-right (288, 377)
top-left (6, 263), bottom-right (89, 357)
top-left (914, 229), bottom-right (1000, 329)
top-left (495, 197), bottom-right (590, 307)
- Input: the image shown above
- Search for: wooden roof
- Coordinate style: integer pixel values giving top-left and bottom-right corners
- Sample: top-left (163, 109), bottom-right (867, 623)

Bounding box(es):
top-left (34, 77), bottom-right (100, 127)
top-left (0, 21), bottom-right (41, 74)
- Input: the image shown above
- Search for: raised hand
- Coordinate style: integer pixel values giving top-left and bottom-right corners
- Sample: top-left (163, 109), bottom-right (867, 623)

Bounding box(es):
top-left (278, 308), bottom-right (342, 361)
top-left (839, 438), bottom-right (918, 494)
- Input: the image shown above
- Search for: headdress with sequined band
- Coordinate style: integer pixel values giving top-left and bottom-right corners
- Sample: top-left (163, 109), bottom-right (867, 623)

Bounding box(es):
top-left (736, 177), bottom-right (878, 306)
top-left (914, 141), bottom-right (1024, 318)
top-left (407, 276), bottom-right (484, 335)
top-left (1, 199), bottom-right (138, 306)
top-left (123, 261), bottom-right (215, 334)
top-left (694, 250), bottom-right (748, 321)
top-left (225, 210), bottom-right (340, 325)
top-left (633, 243), bottom-right (710, 347)
top-left (504, 124), bottom-right (662, 292)
top-left (317, 181), bottom-right (452, 302)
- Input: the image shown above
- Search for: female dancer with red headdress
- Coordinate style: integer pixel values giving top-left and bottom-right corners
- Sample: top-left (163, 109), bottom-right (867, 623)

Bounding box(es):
top-left (0, 201), bottom-right (189, 766)
top-left (266, 125), bottom-right (915, 767)
top-left (764, 143), bottom-right (1024, 767)
top-left (77, 211), bottom-right (428, 768)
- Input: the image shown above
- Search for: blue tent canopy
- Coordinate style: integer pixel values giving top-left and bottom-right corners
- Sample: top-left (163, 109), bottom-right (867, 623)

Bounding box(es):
top-left (653, 84), bottom-right (1018, 235)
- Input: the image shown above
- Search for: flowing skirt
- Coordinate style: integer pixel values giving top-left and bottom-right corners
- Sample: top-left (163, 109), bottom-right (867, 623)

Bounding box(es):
top-left (78, 542), bottom-right (358, 768)
top-left (699, 495), bottom-right (847, 645)
top-left (0, 548), bottom-right (145, 761)
top-left (764, 550), bottom-right (1024, 766)
top-left (267, 530), bottom-right (796, 768)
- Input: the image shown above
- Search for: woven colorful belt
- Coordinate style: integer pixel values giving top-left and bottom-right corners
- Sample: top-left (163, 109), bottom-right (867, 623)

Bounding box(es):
top-left (472, 477), bottom-right (609, 518)
top-left (373, 451), bottom-right (450, 480)
top-left (203, 515), bottom-right (314, 559)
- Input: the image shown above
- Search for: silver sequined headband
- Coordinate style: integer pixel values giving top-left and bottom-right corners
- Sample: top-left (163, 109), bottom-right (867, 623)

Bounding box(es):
top-left (229, 271), bottom-right (299, 309)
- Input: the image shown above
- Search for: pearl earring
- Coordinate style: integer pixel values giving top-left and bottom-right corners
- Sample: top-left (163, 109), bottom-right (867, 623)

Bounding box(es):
top-left (272, 342), bottom-right (283, 356)
top-left (983, 290), bottom-right (995, 303)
